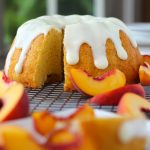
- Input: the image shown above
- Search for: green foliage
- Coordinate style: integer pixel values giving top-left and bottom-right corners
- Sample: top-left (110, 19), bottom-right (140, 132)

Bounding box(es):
top-left (4, 0), bottom-right (93, 45)
top-left (59, 0), bottom-right (93, 15)
top-left (4, 0), bottom-right (46, 45)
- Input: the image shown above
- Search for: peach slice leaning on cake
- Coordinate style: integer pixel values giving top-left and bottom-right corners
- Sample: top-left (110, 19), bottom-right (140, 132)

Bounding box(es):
top-left (0, 71), bottom-right (29, 122)
top-left (69, 68), bottom-right (126, 96)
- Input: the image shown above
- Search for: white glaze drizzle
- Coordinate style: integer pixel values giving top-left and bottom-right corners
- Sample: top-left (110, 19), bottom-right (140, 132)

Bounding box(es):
top-left (5, 15), bottom-right (96, 75)
top-left (5, 17), bottom-right (62, 75)
top-left (119, 119), bottom-right (147, 144)
top-left (5, 15), bottom-right (137, 75)
top-left (64, 17), bottom-right (137, 69)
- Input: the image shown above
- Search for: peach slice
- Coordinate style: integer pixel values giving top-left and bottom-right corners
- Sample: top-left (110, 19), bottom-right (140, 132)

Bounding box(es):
top-left (89, 84), bottom-right (145, 105)
top-left (0, 83), bottom-right (29, 121)
top-left (32, 104), bottom-right (95, 136)
top-left (139, 62), bottom-right (150, 85)
top-left (117, 93), bottom-right (150, 118)
top-left (70, 68), bottom-right (126, 96)
top-left (33, 111), bottom-right (56, 136)
top-left (0, 125), bottom-right (45, 150)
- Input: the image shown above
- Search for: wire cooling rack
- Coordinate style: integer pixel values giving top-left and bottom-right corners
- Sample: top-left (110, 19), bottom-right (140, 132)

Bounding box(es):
top-left (27, 82), bottom-right (150, 116)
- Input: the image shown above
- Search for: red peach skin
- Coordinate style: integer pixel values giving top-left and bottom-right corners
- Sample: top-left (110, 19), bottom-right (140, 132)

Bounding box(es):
top-left (89, 84), bottom-right (145, 105)
top-left (0, 71), bottom-right (16, 96)
top-left (117, 93), bottom-right (150, 118)
top-left (70, 68), bottom-right (126, 96)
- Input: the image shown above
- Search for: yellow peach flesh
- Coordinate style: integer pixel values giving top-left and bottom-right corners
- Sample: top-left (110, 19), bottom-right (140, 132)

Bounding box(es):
top-left (70, 69), bottom-right (126, 96)
top-left (0, 125), bottom-right (45, 150)
top-left (139, 64), bottom-right (150, 85)
top-left (117, 93), bottom-right (150, 118)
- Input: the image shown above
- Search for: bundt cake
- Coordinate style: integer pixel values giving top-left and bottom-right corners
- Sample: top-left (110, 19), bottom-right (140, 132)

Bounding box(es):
top-left (4, 15), bottom-right (143, 89)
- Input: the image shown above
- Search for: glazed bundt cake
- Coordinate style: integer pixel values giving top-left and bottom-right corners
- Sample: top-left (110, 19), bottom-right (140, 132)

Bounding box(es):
top-left (4, 15), bottom-right (143, 89)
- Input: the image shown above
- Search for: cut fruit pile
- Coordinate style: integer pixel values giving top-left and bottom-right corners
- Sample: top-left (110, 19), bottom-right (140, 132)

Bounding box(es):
top-left (0, 104), bottom-right (148, 150)
top-left (1, 55), bottom-right (150, 149)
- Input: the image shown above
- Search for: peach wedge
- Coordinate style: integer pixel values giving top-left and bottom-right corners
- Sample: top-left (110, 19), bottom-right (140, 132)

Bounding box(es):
top-left (89, 84), bottom-right (145, 105)
top-left (32, 104), bottom-right (95, 136)
top-left (117, 93), bottom-right (150, 118)
top-left (0, 83), bottom-right (29, 122)
top-left (139, 62), bottom-right (150, 85)
top-left (70, 68), bottom-right (126, 96)
top-left (33, 111), bottom-right (56, 136)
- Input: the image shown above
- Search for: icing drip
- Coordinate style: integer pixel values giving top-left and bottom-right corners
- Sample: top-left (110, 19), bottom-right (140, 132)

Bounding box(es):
top-left (64, 18), bottom-right (136, 69)
top-left (5, 15), bottom-right (95, 75)
top-left (5, 15), bottom-right (137, 75)
top-left (5, 17), bottom-right (62, 75)
top-left (119, 119), bottom-right (147, 144)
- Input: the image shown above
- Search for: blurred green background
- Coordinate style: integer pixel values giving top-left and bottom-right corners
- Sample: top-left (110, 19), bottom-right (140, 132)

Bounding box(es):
top-left (4, 0), bottom-right (93, 46)
top-left (4, 0), bottom-right (46, 46)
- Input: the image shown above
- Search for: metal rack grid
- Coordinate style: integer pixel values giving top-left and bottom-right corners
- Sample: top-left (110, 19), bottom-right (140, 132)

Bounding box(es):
top-left (27, 82), bottom-right (150, 114)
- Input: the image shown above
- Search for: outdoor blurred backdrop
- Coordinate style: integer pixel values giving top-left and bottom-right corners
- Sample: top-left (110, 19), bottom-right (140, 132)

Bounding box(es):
top-left (1, 0), bottom-right (150, 68)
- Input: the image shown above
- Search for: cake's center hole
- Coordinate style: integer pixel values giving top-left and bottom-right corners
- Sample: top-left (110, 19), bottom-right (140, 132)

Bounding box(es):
top-left (0, 99), bottom-right (3, 110)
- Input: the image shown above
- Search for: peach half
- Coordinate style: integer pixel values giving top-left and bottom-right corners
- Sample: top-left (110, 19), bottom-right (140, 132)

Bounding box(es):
top-left (139, 62), bottom-right (150, 85)
top-left (117, 93), bottom-right (150, 118)
top-left (70, 68), bottom-right (126, 96)
top-left (0, 125), bottom-right (45, 150)
top-left (89, 84), bottom-right (145, 105)
top-left (0, 83), bottom-right (29, 122)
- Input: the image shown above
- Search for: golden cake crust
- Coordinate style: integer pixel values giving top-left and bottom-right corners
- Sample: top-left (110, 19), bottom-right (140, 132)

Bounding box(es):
top-left (6, 28), bottom-right (63, 88)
